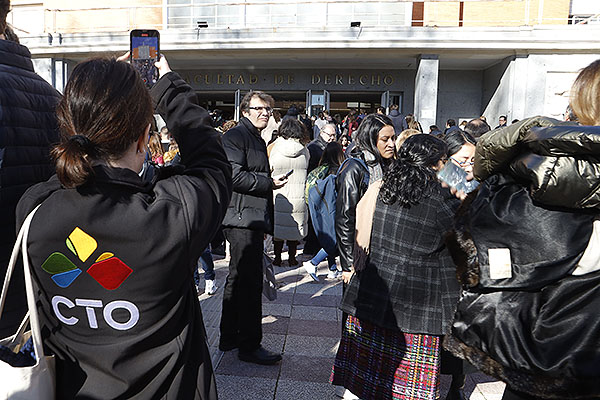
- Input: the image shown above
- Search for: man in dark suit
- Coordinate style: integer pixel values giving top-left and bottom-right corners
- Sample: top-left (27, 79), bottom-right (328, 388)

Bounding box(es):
top-left (0, 2), bottom-right (61, 338)
top-left (219, 91), bottom-right (288, 365)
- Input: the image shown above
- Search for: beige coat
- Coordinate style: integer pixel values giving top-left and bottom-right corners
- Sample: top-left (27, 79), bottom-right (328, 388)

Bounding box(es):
top-left (269, 137), bottom-right (309, 240)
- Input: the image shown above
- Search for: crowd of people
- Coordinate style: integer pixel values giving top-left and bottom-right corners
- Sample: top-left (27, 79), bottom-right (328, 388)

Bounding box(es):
top-left (2, 1), bottom-right (600, 398)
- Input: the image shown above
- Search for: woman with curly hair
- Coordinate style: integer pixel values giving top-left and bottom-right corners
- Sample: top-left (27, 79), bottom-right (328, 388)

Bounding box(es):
top-left (331, 134), bottom-right (461, 400)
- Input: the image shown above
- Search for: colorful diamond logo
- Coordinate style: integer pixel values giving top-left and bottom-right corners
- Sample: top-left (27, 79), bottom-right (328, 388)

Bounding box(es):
top-left (51, 269), bottom-right (82, 288)
top-left (66, 227), bottom-right (97, 262)
top-left (86, 257), bottom-right (133, 290)
top-left (41, 229), bottom-right (133, 290)
top-left (41, 252), bottom-right (82, 288)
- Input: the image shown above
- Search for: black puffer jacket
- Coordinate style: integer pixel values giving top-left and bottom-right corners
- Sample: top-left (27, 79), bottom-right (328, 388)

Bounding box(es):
top-left (445, 118), bottom-right (600, 399)
top-left (221, 117), bottom-right (273, 232)
top-left (335, 147), bottom-right (370, 272)
top-left (0, 39), bottom-right (61, 338)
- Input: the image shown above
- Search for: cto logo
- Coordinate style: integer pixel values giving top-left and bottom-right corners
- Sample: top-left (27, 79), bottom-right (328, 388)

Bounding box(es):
top-left (41, 227), bottom-right (139, 331)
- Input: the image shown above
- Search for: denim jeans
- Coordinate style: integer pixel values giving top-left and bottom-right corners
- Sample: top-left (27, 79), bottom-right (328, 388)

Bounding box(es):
top-left (193, 246), bottom-right (215, 287)
top-left (310, 248), bottom-right (337, 271)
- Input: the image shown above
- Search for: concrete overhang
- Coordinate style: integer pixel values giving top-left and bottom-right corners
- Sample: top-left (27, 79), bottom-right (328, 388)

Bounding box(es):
top-left (21, 25), bottom-right (600, 71)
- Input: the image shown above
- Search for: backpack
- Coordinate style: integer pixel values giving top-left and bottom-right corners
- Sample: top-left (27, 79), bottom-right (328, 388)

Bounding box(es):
top-left (308, 158), bottom-right (369, 255)
top-left (304, 164), bottom-right (330, 205)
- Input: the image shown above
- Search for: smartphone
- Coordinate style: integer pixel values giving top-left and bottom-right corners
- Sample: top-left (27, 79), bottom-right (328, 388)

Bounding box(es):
top-left (130, 29), bottom-right (160, 89)
top-left (437, 162), bottom-right (479, 193)
top-left (283, 169), bottom-right (294, 179)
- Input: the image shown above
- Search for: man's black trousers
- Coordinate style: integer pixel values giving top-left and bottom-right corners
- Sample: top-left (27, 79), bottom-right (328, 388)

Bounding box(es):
top-left (220, 227), bottom-right (264, 352)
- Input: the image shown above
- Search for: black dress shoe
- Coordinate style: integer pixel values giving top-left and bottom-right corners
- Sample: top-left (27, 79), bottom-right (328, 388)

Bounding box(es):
top-left (238, 346), bottom-right (282, 365)
top-left (218, 342), bottom-right (238, 351)
top-left (445, 387), bottom-right (467, 400)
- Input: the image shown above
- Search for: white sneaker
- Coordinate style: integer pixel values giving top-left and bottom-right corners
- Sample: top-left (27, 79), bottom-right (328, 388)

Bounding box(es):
top-left (327, 269), bottom-right (341, 279)
top-left (302, 261), bottom-right (319, 282)
top-left (205, 279), bottom-right (219, 295)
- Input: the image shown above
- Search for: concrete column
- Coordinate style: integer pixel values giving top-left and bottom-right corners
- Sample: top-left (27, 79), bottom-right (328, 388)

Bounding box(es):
top-left (508, 54), bottom-right (529, 121)
top-left (414, 54), bottom-right (439, 130)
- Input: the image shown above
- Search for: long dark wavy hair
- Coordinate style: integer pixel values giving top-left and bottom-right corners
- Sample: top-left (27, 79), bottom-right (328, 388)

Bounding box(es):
top-left (380, 134), bottom-right (448, 208)
top-left (354, 114), bottom-right (395, 169)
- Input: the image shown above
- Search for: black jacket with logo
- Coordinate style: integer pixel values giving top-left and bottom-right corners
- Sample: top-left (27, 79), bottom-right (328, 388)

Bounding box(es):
top-left (221, 117), bottom-right (273, 232)
top-left (16, 72), bottom-right (231, 399)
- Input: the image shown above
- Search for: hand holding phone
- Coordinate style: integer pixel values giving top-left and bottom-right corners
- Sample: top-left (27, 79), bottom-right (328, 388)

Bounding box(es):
top-left (283, 169), bottom-right (294, 179)
top-left (437, 162), bottom-right (479, 194)
top-left (130, 29), bottom-right (160, 89)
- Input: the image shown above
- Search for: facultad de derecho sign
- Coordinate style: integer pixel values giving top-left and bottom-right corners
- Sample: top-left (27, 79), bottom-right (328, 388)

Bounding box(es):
top-left (179, 70), bottom-right (406, 91)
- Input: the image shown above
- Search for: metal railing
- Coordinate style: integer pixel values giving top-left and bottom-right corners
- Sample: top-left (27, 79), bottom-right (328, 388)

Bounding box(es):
top-left (10, 2), bottom-right (596, 35)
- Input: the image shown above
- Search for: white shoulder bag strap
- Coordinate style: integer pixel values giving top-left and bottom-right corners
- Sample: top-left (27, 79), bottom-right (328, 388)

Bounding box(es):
top-left (0, 204), bottom-right (45, 363)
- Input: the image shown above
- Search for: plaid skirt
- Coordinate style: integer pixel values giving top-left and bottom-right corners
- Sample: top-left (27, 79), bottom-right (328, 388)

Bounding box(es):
top-left (331, 315), bottom-right (441, 400)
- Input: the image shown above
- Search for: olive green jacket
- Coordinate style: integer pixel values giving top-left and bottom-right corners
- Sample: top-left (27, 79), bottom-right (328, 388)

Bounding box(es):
top-left (474, 116), bottom-right (600, 209)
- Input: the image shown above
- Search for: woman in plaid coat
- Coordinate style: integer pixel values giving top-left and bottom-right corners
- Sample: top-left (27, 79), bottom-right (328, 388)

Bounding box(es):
top-left (331, 134), bottom-right (461, 400)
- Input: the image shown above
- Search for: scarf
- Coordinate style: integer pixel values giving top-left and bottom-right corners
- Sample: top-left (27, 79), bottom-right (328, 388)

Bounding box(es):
top-left (352, 179), bottom-right (383, 272)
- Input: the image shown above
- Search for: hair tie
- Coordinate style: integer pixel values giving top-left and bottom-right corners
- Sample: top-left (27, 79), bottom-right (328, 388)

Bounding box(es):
top-left (68, 135), bottom-right (96, 155)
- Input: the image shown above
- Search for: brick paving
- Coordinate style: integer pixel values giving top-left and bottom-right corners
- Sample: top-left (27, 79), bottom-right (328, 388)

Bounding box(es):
top-left (198, 248), bottom-right (506, 400)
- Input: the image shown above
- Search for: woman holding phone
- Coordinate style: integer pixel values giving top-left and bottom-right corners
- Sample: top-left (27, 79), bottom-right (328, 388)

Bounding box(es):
top-left (16, 55), bottom-right (231, 399)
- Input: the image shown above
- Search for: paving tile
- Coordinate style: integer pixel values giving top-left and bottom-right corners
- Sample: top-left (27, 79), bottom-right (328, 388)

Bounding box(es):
top-left (262, 315), bottom-right (290, 335)
top-left (336, 308), bottom-right (343, 323)
top-left (263, 303), bottom-right (293, 317)
top-left (293, 293), bottom-right (340, 307)
top-left (291, 305), bottom-right (338, 321)
top-left (279, 354), bottom-right (334, 383)
top-left (287, 319), bottom-right (341, 338)
top-left (275, 272), bottom-right (301, 282)
top-left (276, 281), bottom-right (298, 293)
top-left (283, 334), bottom-right (339, 357)
top-left (275, 379), bottom-right (338, 400)
top-left (269, 292), bottom-right (294, 305)
top-left (294, 281), bottom-right (342, 295)
top-left (262, 333), bottom-right (286, 354)
top-left (216, 350), bottom-right (281, 379)
top-left (215, 375), bottom-right (277, 400)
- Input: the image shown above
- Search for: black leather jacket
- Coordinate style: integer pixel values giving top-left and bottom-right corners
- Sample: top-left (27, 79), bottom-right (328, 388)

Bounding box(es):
top-left (335, 148), bottom-right (370, 271)
top-left (445, 117), bottom-right (600, 399)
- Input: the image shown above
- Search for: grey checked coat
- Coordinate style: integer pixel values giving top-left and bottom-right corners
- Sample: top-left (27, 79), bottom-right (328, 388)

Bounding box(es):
top-left (339, 183), bottom-right (461, 335)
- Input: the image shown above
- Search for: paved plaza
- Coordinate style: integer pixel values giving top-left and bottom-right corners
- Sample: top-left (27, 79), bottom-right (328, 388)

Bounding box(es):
top-left (198, 248), bottom-right (506, 400)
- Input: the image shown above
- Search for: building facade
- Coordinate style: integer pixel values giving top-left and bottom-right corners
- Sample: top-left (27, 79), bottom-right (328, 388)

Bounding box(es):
top-left (7, 0), bottom-right (600, 127)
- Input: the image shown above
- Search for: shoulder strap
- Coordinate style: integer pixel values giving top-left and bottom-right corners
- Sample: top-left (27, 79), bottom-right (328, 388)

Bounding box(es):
top-left (0, 204), bottom-right (45, 361)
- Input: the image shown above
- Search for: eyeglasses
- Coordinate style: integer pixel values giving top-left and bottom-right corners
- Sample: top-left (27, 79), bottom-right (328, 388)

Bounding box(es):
top-left (450, 156), bottom-right (474, 166)
top-left (248, 106), bottom-right (273, 114)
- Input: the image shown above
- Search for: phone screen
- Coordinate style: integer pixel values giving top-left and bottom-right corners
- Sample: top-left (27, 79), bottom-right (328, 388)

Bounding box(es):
top-left (437, 161), bottom-right (479, 193)
top-left (130, 30), bottom-right (159, 89)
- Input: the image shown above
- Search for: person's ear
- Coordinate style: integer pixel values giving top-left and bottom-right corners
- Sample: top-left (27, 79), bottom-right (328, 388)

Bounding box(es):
top-left (137, 124), bottom-right (151, 154)
top-left (241, 109), bottom-right (250, 119)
